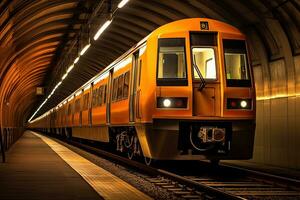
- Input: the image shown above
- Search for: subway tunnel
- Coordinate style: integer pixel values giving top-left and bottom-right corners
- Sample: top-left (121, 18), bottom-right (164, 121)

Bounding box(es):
top-left (0, 0), bottom-right (299, 183)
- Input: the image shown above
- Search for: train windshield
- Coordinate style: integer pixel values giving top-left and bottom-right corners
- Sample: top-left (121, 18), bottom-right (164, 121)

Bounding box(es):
top-left (190, 32), bottom-right (218, 81)
top-left (192, 47), bottom-right (216, 80)
top-left (157, 38), bottom-right (187, 86)
top-left (223, 39), bottom-right (251, 87)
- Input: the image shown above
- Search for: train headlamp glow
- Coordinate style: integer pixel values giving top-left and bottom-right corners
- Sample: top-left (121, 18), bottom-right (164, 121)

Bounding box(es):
top-left (240, 100), bottom-right (247, 108)
top-left (227, 98), bottom-right (251, 109)
top-left (157, 97), bottom-right (188, 108)
top-left (163, 99), bottom-right (171, 107)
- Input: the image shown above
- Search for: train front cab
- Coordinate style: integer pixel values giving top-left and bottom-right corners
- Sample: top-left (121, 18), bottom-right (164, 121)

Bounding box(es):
top-left (137, 19), bottom-right (255, 161)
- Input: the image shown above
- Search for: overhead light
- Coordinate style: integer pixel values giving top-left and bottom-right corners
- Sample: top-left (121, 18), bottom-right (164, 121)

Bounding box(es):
top-left (62, 73), bottom-right (68, 80)
top-left (74, 56), bottom-right (80, 64)
top-left (80, 44), bottom-right (91, 55)
top-left (67, 65), bottom-right (74, 73)
top-left (93, 20), bottom-right (112, 40)
top-left (118, 0), bottom-right (129, 8)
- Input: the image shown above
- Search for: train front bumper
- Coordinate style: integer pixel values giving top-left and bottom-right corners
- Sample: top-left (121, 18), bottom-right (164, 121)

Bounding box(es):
top-left (135, 118), bottom-right (255, 160)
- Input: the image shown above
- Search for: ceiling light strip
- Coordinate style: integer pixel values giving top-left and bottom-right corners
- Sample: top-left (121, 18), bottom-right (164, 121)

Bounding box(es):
top-left (29, 1), bottom-right (131, 122)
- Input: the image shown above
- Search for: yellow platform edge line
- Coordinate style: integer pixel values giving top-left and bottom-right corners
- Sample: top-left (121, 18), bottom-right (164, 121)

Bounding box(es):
top-left (32, 132), bottom-right (152, 200)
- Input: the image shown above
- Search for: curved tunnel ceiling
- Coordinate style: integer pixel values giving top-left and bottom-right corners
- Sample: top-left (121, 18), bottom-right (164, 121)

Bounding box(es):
top-left (0, 0), bottom-right (299, 126)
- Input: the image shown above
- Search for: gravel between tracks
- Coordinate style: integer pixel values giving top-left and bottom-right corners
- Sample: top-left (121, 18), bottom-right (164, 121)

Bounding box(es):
top-left (53, 138), bottom-right (185, 200)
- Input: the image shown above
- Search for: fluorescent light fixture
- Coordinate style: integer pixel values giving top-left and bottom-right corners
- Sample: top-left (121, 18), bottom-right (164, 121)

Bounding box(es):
top-left (118, 0), bottom-right (129, 8)
top-left (74, 56), bottom-right (80, 64)
top-left (94, 20), bottom-right (112, 40)
top-left (28, 98), bottom-right (49, 122)
top-left (62, 73), bottom-right (68, 80)
top-left (80, 44), bottom-right (91, 55)
top-left (67, 65), bottom-right (74, 73)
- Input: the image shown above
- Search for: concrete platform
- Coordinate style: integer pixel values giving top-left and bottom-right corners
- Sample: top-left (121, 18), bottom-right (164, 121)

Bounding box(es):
top-left (0, 131), bottom-right (151, 200)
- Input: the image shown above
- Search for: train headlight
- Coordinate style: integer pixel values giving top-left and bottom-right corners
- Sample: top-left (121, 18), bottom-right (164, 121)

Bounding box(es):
top-left (163, 99), bottom-right (171, 107)
top-left (227, 98), bottom-right (251, 109)
top-left (240, 100), bottom-right (247, 108)
top-left (157, 97), bottom-right (188, 108)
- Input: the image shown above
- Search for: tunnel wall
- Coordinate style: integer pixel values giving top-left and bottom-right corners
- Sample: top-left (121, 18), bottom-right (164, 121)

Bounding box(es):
top-left (251, 55), bottom-right (300, 169)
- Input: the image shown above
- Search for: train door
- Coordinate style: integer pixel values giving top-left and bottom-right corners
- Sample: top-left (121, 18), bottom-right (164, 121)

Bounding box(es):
top-left (88, 84), bottom-right (93, 126)
top-left (106, 69), bottom-right (113, 124)
top-left (190, 32), bottom-right (220, 117)
top-left (129, 51), bottom-right (140, 122)
top-left (79, 91), bottom-right (83, 127)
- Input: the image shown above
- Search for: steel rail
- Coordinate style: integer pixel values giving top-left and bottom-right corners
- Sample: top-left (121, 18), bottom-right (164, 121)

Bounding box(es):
top-left (43, 133), bottom-right (300, 199)
top-left (62, 138), bottom-right (245, 200)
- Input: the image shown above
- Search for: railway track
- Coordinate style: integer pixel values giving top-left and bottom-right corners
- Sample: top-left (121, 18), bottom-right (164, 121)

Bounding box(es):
top-left (52, 135), bottom-right (300, 200)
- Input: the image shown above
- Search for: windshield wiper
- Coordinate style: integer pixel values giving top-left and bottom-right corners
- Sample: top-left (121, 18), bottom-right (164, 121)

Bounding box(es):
top-left (193, 55), bottom-right (206, 91)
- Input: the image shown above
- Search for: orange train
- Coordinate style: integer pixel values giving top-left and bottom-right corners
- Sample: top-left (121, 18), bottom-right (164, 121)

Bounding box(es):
top-left (29, 18), bottom-right (256, 165)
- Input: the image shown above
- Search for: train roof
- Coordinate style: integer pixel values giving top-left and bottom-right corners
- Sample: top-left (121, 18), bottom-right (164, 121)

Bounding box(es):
top-left (30, 18), bottom-right (244, 123)
top-left (149, 18), bottom-right (243, 38)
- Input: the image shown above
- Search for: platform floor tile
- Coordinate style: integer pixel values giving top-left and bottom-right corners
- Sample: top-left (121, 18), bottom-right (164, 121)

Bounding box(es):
top-left (0, 131), bottom-right (103, 200)
top-left (34, 132), bottom-right (152, 200)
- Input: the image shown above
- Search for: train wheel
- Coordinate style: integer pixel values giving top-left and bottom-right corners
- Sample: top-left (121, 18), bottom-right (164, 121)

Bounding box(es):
top-left (144, 156), bottom-right (152, 166)
top-left (127, 151), bottom-right (134, 160)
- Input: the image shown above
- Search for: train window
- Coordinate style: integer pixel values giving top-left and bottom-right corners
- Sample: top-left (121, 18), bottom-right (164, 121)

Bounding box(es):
top-left (98, 86), bottom-right (103, 106)
top-left (83, 95), bottom-right (86, 110)
top-left (157, 38), bottom-right (187, 86)
top-left (92, 88), bottom-right (97, 107)
top-left (68, 104), bottom-right (71, 115)
top-left (223, 39), bottom-right (251, 87)
top-left (87, 93), bottom-right (90, 109)
top-left (97, 86), bottom-right (102, 106)
top-left (138, 61), bottom-right (142, 86)
top-left (123, 72), bottom-right (129, 98)
top-left (103, 85), bottom-right (107, 104)
top-left (190, 32), bottom-right (217, 46)
top-left (83, 93), bottom-right (89, 110)
top-left (112, 78), bottom-right (118, 101)
top-left (117, 75), bottom-right (124, 100)
top-left (192, 48), bottom-right (216, 80)
top-left (71, 103), bottom-right (75, 114)
top-left (75, 99), bottom-right (80, 112)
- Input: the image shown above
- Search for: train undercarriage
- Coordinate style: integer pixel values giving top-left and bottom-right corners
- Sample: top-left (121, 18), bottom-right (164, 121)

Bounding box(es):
top-left (39, 118), bottom-right (255, 166)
